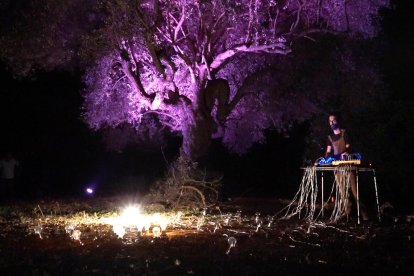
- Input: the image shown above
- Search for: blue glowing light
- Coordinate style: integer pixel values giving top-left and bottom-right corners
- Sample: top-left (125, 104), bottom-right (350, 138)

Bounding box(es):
top-left (315, 153), bottom-right (362, 165)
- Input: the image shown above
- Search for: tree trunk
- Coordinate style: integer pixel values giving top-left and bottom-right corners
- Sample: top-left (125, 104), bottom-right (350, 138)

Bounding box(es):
top-left (180, 86), bottom-right (216, 161)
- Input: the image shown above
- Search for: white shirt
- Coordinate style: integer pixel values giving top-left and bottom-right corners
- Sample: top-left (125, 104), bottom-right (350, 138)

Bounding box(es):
top-left (1, 158), bottom-right (19, 179)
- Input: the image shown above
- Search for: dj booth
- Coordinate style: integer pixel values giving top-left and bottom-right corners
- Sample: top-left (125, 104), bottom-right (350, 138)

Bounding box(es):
top-left (304, 164), bottom-right (381, 224)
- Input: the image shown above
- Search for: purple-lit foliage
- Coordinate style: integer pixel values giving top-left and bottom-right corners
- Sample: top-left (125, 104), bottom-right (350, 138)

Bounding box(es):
top-left (0, 0), bottom-right (389, 159)
top-left (81, 0), bottom-right (388, 159)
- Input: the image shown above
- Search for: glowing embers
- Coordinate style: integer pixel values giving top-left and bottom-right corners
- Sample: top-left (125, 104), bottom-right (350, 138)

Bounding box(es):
top-left (104, 205), bottom-right (171, 240)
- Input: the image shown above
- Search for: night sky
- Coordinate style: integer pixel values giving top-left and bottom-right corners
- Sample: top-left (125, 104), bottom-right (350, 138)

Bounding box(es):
top-left (0, 0), bottom-right (413, 210)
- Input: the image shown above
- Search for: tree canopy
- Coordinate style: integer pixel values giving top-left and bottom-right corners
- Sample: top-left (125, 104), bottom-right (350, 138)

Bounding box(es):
top-left (0, 0), bottom-right (389, 159)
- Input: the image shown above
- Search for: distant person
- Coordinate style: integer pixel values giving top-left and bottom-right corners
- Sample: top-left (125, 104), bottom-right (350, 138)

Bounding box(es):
top-left (0, 153), bottom-right (20, 198)
top-left (325, 114), bottom-right (368, 221)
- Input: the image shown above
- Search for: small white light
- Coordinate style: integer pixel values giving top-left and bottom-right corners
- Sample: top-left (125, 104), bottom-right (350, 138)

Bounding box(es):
top-left (152, 226), bottom-right (161, 238)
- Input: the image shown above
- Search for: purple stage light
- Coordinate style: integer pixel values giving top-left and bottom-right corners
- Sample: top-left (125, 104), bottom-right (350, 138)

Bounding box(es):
top-left (86, 187), bottom-right (94, 195)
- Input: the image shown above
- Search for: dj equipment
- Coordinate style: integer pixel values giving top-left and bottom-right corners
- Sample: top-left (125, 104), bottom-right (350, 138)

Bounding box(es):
top-left (331, 159), bottom-right (361, 166)
top-left (314, 153), bottom-right (362, 166)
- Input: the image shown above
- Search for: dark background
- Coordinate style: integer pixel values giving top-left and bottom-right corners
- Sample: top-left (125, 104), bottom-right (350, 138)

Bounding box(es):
top-left (0, 66), bottom-right (310, 200)
top-left (0, 1), bottom-right (413, 211)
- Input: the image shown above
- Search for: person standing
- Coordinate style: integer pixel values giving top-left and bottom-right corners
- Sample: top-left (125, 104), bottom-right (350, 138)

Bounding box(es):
top-left (0, 153), bottom-right (20, 198)
top-left (325, 114), bottom-right (368, 221)
top-left (325, 114), bottom-right (351, 160)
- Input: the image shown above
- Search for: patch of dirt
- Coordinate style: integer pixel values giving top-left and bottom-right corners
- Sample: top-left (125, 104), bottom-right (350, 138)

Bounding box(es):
top-left (0, 196), bottom-right (413, 274)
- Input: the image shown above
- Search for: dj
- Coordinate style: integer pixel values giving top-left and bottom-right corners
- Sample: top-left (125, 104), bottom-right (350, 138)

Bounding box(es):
top-left (324, 114), bottom-right (368, 221)
top-left (325, 114), bottom-right (350, 160)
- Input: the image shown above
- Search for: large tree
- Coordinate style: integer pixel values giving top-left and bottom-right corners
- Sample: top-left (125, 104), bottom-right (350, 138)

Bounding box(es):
top-left (1, 0), bottom-right (389, 160)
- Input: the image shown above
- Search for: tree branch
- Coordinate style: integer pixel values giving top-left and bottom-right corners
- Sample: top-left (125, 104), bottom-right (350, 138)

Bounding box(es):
top-left (210, 44), bottom-right (291, 70)
top-left (167, 7), bottom-right (194, 73)
top-left (134, 3), bottom-right (166, 77)
top-left (290, 0), bottom-right (303, 32)
top-left (142, 110), bottom-right (179, 123)
top-left (344, 0), bottom-right (350, 32)
top-left (173, 5), bottom-right (186, 42)
top-left (116, 60), bottom-right (155, 100)
top-left (245, 0), bottom-right (254, 44)
top-left (294, 28), bottom-right (345, 38)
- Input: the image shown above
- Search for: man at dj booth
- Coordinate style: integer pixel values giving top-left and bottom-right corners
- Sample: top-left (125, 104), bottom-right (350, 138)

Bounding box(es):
top-left (325, 114), bottom-right (369, 221)
top-left (325, 114), bottom-right (351, 160)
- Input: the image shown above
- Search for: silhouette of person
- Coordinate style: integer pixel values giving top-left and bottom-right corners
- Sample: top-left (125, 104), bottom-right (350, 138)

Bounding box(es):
top-left (0, 153), bottom-right (20, 198)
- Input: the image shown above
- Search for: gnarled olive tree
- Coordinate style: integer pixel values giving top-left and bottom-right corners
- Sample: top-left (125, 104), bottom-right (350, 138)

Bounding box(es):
top-left (1, 0), bottom-right (389, 160)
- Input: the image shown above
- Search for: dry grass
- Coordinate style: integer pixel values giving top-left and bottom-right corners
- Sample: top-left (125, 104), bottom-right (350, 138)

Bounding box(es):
top-left (144, 156), bottom-right (222, 210)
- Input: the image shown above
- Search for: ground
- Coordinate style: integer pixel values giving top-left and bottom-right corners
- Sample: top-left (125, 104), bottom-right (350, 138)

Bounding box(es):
top-left (0, 196), bottom-right (413, 275)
